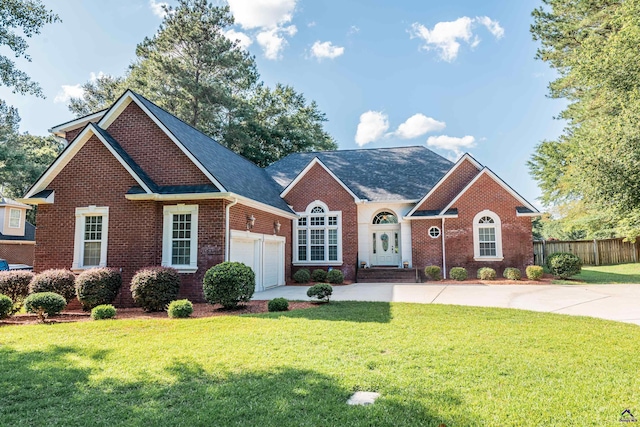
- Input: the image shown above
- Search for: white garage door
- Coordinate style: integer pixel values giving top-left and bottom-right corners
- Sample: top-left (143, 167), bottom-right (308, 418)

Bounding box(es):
top-left (230, 232), bottom-right (285, 292)
top-left (263, 240), bottom-right (282, 288)
top-left (230, 238), bottom-right (256, 270)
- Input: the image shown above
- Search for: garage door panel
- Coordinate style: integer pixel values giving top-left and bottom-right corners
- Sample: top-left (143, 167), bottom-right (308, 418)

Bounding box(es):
top-left (264, 241), bottom-right (281, 288)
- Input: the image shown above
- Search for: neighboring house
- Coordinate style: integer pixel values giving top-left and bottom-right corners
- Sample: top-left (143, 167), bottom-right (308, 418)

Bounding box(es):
top-left (20, 90), bottom-right (539, 306)
top-left (0, 198), bottom-right (35, 266)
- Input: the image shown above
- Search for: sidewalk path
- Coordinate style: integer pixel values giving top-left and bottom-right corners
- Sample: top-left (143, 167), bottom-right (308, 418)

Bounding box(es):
top-left (253, 283), bottom-right (640, 326)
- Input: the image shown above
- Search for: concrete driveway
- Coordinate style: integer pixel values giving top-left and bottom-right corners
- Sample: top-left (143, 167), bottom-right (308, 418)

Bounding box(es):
top-left (253, 283), bottom-right (640, 326)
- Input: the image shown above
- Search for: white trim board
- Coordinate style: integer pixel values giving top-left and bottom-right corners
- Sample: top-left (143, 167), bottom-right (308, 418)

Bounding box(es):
top-left (49, 110), bottom-right (107, 137)
top-left (280, 157), bottom-right (361, 202)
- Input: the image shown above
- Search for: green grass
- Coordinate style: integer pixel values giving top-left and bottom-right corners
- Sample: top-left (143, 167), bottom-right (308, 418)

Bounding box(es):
top-left (1, 302), bottom-right (640, 426)
top-left (553, 263), bottom-right (640, 284)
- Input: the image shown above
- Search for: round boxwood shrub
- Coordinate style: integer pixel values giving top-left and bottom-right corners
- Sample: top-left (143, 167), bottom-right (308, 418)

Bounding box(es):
top-left (547, 252), bottom-right (582, 279)
top-left (91, 304), bottom-right (117, 320)
top-left (24, 292), bottom-right (66, 322)
top-left (0, 294), bottom-right (13, 319)
top-left (0, 270), bottom-right (33, 313)
top-left (130, 267), bottom-right (181, 312)
top-left (503, 267), bottom-right (522, 280)
top-left (526, 265), bottom-right (544, 280)
top-left (307, 283), bottom-right (333, 302)
top-left (168, 299), bottom-right (193, 318)
top-left (424, 265), bottom-right (442, 281)
top-left (449, 267), bottom-right (467, 281)
top-left (268, 297), bottom-right (289, 312)
top-left (327, 269), bottom-right (344, 284)
top-left (293, 269), bottom-right (310, 283)
top-left (477, 267), bottom-right (497, 280)
top-left (311, 269), bottom-right (327, 282)
top-left (30, 269), bottom-right (76, 302)
top-left (75, 268), bottom-right (122, 310)
top-left (203, 262), bottom-right (255, 309)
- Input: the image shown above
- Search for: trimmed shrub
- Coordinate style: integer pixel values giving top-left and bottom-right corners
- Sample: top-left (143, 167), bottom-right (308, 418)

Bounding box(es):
top-left (526, 265), bottom-right (544, 280)
top-left (0, 270), bottom-right (33, 313)
top-left (311, 269), bottom-right (327, 282)
top-left (424, 265), bottom-right (442, 281)
top-left (547, 252), bottom-right (582, 279)
top-left (477, 267), bottom-right (497, 280)
top-left (307, 283), bottom-right (333, 302)
top-left (168, 299), bottom-right (193, 318)
top-left (293, 269), bottom-right (310, 283)
top-left (75, 268), bottom-right (122, 310)
top-left (30, 269), bottom-right (76, 302)
top-left (0, 294), bottom-right (12, 319)
top-left (327, 269), bottom-right (344, 284)
top-left (91, 304), bottom-right (116, 320)
top-left (503, 267), bottom-right (522, 281)
top-left (203, 262), bottom-right (255, 309)
top-left (450, 267), bottom-right (467, 281)
top-left (268, 297), bottom-right (289, 312)
top-left (130, 267), bottom-right (181, 312)
top-left (24, 292), bottom-right (66, 322)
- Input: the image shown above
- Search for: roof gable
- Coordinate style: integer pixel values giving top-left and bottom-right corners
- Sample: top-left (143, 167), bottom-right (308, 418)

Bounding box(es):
top-left (280, 157), bottom-right (360, 201)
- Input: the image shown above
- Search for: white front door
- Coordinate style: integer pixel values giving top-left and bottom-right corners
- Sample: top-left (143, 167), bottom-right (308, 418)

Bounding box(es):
top-left (371, 226), bottom-right (401, 266)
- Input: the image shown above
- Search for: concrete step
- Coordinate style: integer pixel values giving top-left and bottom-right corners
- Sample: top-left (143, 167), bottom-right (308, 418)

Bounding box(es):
top-left (357, 268), bottom-right (418, 283)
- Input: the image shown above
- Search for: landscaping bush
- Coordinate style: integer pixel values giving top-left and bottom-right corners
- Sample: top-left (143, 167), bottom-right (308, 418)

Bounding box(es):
top-left (424, 265), bottom-right (442, 281)
top-left (75, 268), bottom-right (122, 310)
top-left (30, 269), bottom-right (76, 302)
top-left (547, 252), bottom-right (582, 279)
top-left (311, 269), bottom-right (327, 282)
top-left (307, 283), bottom-right (333, 302)
top-left (0, 270), bottom-right (33, 313)
top-left (0, 294), bottom-right (12, 319)
top-left (450, 267), bottom-right (467, 281)
top-left (327, 269), bottom-right (344, 284)
top-left (130, 267), bottom-right (181, 312)
top-left (503, 267), bottom-right (522, 280)
top-left (167, 299), bottom-right (193, 318)
top-left (477, 267), bottom-right (497, 280)
top-left (24, 292), bottom-right (66, 322)
top-left (293, 269), bottom-right (310, 283)
top-left (268, 297), bottom-right (289, 312)
top-left (91, 304), bottom-right (116, 320)
top-left (203, 262), bottom-right (255, 309)
top-left (526, 265), bottom-right (544, 280)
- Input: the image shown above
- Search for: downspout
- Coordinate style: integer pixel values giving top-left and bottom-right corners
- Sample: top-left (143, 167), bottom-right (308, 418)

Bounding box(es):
top-left (441, 217), bottom-right (447, 279)
top-left (225, 198), bottom-right (238, 261)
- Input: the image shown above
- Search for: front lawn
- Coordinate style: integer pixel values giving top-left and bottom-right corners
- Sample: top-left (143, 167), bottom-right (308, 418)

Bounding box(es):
top-left (553, 262), bottom-right (640, 284)
top-left (1, 302), bottom-right (639, 426)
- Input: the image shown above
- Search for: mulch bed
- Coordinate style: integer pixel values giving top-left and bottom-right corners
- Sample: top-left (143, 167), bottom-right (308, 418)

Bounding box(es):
top-left (0, 301), bottom-right (319, 327)
top-left (430, 274), bottom-right (560, 285)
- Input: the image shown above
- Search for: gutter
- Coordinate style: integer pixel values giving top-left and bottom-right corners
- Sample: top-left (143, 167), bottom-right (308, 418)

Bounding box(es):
top-left (441, 217), bottom-right (447, 279)
top-left (225, 198), bottom-right (238, 261)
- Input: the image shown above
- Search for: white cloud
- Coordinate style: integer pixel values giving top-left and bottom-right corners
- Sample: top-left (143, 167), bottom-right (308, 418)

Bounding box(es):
top-left (257, 25), bottom-right (297, 60)
top-left (426, 135), bottom-right (476, 157)
top-left (227, 0), bottom-right (297, 29)
top-left (307, 21), bottom-right (316, 28)
top-left (394, 114), bottom-right (446, 139)
top-left (311, 41), bottom-right (344, 60)
top-left (224, 29), bottom-right (253, 49)
top-left (149, 0), bottom-right (169, 18)
top-left (476, 16), bottom-right (504, 39)
top-left (410, 16), bottom-right (504, 61)
top-left (348, 25), bottom-right (360, 35)
top-left (355, 111), bottom-right (389, 146)
top-left (54, 84), bottom-right (83, 104)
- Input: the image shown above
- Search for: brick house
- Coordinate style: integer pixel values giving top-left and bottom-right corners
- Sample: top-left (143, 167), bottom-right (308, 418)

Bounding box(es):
top-left (0, 198), bottom-right (35, 266)
top-left (21, 90), bottom-right (538, 305)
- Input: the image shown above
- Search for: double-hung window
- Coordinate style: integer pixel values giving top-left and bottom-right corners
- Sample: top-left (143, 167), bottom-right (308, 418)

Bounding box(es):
top-left (73, 206), bottom-right (109, 270)
top-left (295, 202), bottom-right (341, 264)
top-left (8, 208), bottom-right (21, 229)
top-left (162, 204), bottom-right (198, 273)
top-left (473, 210), bottom-right (503, 261)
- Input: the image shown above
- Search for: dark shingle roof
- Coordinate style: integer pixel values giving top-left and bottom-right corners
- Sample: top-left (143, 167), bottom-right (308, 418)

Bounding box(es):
top-left (127, 184), bottom-right (220, 195)
top-left (131, 92), bottom-right (291, 213)
top-left (516, 206), bottom-right (535, 214)
top-left (0, 222), bottom-right (35, 241)
top-left (412, 208), bottom-right (458, 217)
top-left (266, 146), bottom-right (453, 201)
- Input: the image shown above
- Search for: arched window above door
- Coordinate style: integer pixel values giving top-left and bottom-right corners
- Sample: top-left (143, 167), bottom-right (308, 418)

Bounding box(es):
top-left (372, 211), bottom-right (398, 224)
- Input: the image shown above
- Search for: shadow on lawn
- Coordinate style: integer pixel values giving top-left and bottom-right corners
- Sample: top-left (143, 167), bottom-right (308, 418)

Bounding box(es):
top-left (249, 301), bottom-right (393, 323)
top-left (0, 345), bottom-right (479, 427)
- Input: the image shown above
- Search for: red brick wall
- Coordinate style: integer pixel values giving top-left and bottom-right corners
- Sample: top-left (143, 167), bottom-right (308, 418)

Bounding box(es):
top-left (443, 173), bottom-right (534, 277)
top-left (416, 158), bottom-right (479, 211)
top-left (283, 163), bottom-right (358, 281)
top-left (104, 101), bottom-right (211, 187)
top-left (0, 242), bottom-right (34, 265)
top-left (65, 128), bottom-right (83, 143)
top-left (411, 219), bottom-right (443, 276)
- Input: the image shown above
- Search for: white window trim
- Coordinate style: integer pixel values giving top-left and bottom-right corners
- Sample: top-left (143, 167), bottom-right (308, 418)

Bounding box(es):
top-left (72, 206), bottom-right (109, 271)
top-left (473, 209), bottom-right (503, 261)
top-left (428, 226), bottom-right (441, 239)
top-left (293, 200), bottom-right (343, 265)
top-left (162, 204), bottom-right (198, 273)
top-left (8, 208), bottom-right (21, 229)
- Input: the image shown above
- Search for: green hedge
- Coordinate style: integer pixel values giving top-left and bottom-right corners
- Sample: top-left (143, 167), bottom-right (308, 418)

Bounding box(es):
top-left (203, 262), bottom-right (255, 309)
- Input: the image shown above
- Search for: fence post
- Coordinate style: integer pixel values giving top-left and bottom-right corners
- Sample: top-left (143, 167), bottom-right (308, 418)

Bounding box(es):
top-left (542, 240), bottom-right (546, 266)
top-left (593, 239), bottom-right (599, 266)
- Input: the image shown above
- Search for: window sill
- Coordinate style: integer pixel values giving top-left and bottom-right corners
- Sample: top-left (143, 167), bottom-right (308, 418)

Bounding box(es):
top-left (171, 267), bottom-right (198, 274)
top-left (473, 257), bottom-right (504, 262)
top-left (72, 265), bottom-right (105, 273)
top-left (293, 261), bottom-right (343, 266)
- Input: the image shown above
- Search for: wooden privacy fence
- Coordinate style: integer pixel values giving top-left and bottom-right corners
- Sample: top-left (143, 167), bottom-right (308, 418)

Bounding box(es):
top-left (533, 237), bottom-right (640, 266)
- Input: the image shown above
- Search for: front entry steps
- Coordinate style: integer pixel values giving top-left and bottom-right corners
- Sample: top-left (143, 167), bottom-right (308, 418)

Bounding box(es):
top-left (357, 267), bottom-right (419, 283)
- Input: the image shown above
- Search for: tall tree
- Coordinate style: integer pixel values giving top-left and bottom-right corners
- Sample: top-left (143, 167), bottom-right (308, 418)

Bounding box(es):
top-left (0, 0), bottom-right (60, 96)
top-left (68, 74), bottom-right (126, 117)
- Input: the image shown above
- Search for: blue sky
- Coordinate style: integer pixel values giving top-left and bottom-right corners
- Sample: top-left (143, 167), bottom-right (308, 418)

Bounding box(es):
top-left (0, 0), bottom-right (564, 208)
